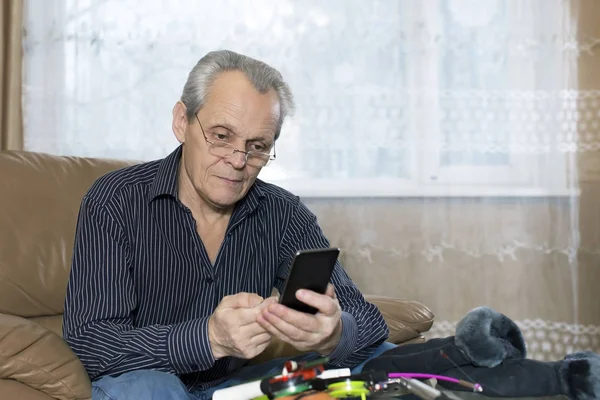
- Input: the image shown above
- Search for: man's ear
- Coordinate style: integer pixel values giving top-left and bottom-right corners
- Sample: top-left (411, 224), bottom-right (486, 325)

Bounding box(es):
top-left (172, 101), bottom-right (189, 143)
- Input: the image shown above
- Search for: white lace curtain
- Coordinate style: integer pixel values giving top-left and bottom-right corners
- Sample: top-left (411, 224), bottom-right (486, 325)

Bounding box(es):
top-left (22, 0), bottom-right (600, 360)
top-left (23, 0), bottom-right (582, 195)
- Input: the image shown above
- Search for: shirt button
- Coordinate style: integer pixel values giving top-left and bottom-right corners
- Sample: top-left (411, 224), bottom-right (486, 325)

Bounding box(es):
top-left (205, 277), bottom-right (214, 284)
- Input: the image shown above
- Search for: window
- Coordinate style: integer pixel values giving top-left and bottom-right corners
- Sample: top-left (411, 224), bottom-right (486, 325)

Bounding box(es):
top-left (417, 0), bottom-right (574, 196)
top-left (23, 0), bottom-right (576, 197)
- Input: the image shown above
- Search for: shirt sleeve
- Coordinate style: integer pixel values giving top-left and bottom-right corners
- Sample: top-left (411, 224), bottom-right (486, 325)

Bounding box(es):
top-left (62, 195), bottom-right (216, 380)
top-left (275, 199), bottom-right (389, 367)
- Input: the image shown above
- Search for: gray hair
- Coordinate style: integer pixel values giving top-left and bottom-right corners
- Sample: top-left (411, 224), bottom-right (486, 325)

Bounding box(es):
top-left (181, 50), bottom-right (295, 140)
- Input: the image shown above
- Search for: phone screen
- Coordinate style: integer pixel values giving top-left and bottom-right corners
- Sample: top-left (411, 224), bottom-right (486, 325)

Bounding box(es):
top-left (278, 247), bottom-right (340, 314)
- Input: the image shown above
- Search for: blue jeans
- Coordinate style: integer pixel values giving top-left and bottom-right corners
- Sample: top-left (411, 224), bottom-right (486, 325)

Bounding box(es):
top-left (91, 341), bottom-right (396, 400)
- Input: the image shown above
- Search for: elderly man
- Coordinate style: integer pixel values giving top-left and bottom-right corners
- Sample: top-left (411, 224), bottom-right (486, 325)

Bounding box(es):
top-left (63, 50), bottom-right (392, 400)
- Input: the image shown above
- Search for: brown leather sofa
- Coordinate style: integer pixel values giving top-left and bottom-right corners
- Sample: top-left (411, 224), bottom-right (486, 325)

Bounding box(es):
top-left (0, 150), bottom-right (435, 400)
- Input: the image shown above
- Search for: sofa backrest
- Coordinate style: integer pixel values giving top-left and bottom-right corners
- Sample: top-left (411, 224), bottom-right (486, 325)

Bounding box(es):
top-left (0, 151), bottom-right (137, 318)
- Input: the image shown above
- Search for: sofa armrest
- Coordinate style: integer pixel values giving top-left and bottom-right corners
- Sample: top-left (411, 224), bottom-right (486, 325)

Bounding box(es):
top-left (0, 313), bottom-right (91, 400)
top-left (364, 295), bottom-right (435, 344)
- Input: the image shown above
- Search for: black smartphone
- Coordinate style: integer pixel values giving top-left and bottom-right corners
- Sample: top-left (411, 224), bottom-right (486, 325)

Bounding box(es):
top-left (278, 247), bottom-right (340, 314)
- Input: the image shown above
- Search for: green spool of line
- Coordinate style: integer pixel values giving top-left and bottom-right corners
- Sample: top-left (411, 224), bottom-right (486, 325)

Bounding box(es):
top-left (327, 380), bottom-right (369, 399)
top-left (273, 383), bottom-right (312, 398)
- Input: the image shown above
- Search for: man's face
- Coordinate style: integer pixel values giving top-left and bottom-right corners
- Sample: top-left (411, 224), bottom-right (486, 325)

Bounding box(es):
top-left (173, 70), bottom-right (280, 210)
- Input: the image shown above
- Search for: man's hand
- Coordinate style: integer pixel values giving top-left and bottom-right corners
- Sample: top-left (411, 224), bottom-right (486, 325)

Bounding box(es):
top-left (256, 284), bottom-right (342, 355)
top-left (208, 293), bottom-right (277, 360)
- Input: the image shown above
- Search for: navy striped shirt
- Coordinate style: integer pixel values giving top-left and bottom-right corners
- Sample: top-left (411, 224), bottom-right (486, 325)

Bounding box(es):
top-left (63, 145), bottom-right (389, 391)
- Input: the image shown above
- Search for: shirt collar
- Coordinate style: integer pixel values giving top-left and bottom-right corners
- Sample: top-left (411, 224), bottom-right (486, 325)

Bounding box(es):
top-left (147, 145), bottom-right (181, 202)
top-left (147, 145), bottom-right (265, 213)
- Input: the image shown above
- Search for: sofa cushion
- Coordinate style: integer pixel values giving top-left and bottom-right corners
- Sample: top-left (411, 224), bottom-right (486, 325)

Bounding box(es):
top-left (0, 151), bottom-right (136, 317)
top-left (0, 313), bottom-right (91, 400)
top-left (0, 379), bottom-right (56, 400)
top-left (29, 315), bottom-right (63, 337)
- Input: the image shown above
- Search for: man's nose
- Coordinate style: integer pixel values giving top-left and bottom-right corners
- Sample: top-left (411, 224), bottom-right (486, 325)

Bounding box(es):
top-left (227, 150), bottom-right (247, 169)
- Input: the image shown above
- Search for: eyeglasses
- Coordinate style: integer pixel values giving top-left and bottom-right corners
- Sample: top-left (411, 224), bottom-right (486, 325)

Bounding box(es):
top-left (195, 114), bottom-right (276, 168)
